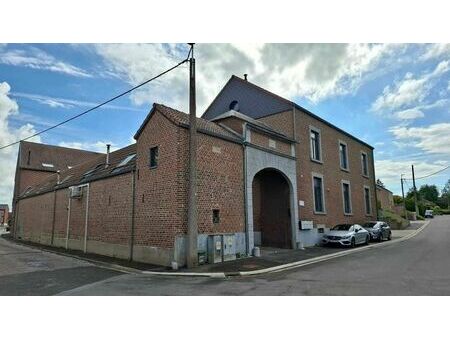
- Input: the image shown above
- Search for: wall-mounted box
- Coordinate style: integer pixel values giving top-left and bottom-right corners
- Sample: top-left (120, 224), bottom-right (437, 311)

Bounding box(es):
top-left (300, 220), bottom-right (314, 230)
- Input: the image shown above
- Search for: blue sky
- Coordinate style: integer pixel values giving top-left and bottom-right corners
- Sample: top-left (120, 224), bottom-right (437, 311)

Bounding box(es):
top-left (1, 43), bottom-right (450, 206)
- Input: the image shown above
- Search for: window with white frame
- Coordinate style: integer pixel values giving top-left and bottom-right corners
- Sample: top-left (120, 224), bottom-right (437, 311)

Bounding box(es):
top-left (310, 127), bottom-right (322, 162)
top-left (364, 186), bottom-right (371, 215)
top-left (341, 181), bottom-right (352, 214)
top-left (339, 141), bottom-right (349, 170)
top-left (361, 152), bottom-right (369, 177)
top-left (312, 174), bottom-right (325, 213)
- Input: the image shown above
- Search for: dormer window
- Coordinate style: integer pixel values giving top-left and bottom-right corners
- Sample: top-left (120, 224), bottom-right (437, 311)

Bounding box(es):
top-left (229, 100), bottom-right (239, 111)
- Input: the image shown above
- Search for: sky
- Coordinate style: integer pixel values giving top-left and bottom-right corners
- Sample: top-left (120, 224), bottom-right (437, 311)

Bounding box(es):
top-left (1, 43), bottom-right (450, 207)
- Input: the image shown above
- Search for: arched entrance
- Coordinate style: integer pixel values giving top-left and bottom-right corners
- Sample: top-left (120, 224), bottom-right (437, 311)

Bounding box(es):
top-left (252, 168), bottom-right (292, 249)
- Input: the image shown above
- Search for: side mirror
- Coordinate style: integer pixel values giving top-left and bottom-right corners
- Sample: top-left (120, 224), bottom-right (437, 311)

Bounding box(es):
top-left (355, 228), bottom-right (359, 232)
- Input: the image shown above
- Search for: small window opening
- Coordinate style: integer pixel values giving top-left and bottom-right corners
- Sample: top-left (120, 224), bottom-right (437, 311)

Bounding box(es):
top-left (212, 209), bottom-right (220, 224)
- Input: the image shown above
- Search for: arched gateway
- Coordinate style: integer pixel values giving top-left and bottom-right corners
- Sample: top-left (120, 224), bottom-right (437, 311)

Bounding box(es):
top-left (244, 138), bottom-right (299, 254)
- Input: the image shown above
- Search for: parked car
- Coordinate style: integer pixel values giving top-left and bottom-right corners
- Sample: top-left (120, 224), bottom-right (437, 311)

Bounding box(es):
top-left (425, 210), bottom-right (434, 218)
top-left (322, 224), bottom-right (370, 247)
top-left (363, 221), bottom-right (391, 242)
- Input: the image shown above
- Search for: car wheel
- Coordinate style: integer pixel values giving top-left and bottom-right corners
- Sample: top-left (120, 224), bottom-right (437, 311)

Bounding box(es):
top-left (365, 235), bottom-right (370, 245)
top-left (351, 237), bottom-right (356, 248)
top-left (388, 232), bottom-right (392, 241)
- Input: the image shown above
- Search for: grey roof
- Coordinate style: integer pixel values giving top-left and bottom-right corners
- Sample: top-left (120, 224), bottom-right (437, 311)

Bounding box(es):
top-left (203, 75), bottom-right (374, 149)
top-left (203, 76), bottom-right (292, 121)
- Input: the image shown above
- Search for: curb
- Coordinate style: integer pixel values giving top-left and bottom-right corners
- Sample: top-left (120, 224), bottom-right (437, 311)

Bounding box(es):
top-left (3, 221), bottom-right (429, 278)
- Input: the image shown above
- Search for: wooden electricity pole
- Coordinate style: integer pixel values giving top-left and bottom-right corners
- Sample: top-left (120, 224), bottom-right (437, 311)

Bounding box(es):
top-left (401, 174), bottom-right (407, 219)
top-left (412, 165), bottom-right (420, 217)
top-left (186, 43), bottom-right (198, 268)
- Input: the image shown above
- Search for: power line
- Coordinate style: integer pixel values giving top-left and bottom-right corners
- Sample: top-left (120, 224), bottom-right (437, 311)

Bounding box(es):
top-left (0, 49), bottom-right (192, 151)
top-left (403, 165), bottom-right (450, 181)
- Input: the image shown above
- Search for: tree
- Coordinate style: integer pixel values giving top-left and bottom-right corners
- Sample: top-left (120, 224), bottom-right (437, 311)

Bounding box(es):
top-left (393, 195), bottom-right (403, 205)
top-left (418, 184), bottom-right (439, 203)
top-left (376, 179), bottom-right (385, 188)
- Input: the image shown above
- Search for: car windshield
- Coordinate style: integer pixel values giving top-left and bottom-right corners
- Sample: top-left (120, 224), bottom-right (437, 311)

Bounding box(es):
top-left (363, 222), bottom-right (377, 228)
top-left (332, 224), bottom-right (352, 231)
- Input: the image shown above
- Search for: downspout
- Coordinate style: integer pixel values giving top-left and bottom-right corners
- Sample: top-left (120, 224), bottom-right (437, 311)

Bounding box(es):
top-left (83, 184), bottom-right (90, 253)
top-left (65, 191), bottom-right (71, 249)
top-left (50, 171), bottom-right (60, 246)
top-left (243, 123), bottom-right (249, 256)
top-left (371, 150), bottom-right (379, 220)
top-left (50, 189), bottom-right (57, 246)
top-left (129, 169), bottom-right (136, 261)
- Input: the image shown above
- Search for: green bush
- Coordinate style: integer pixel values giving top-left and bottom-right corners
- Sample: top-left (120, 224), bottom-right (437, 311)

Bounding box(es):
top-left (417, 215), bottom-right (425, 220)
top-left (440, 209), bottom-right (450, 215)
top-left (381, 210), bottom-right (410, 229)
top-left (433, 206), bottom-right (442, 215)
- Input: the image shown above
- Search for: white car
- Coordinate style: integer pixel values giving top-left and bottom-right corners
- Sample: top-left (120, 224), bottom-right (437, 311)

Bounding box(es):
top-left (322, 223), bottom-right (370, 247)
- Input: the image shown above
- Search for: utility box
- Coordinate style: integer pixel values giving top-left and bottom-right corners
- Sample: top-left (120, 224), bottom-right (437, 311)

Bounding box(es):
top-left (222, 234), bottom-right (236, 262)
top-left (207, 235), bottom-right (223, 264)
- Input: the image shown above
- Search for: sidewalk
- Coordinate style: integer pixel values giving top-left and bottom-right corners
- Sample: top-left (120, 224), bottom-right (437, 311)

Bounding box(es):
top-left (2, 220), bottom-right (426, 277)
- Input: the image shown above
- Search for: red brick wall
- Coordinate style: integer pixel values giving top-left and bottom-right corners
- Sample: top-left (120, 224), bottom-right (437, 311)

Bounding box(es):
top-left (17, 169), bottom-right (55, 198)
top-left (258, 110), bottom-right (294, 138)
top-left (134, 111), bottom-right (184, 249)
top-left (216, 117), bottom-right (244, 135)
top-left (250, 129), bottom-right (292, 156)
top-left (258, 109), bottom-right (377, 227)
top-left (16, 172), bottom-right (133, 249)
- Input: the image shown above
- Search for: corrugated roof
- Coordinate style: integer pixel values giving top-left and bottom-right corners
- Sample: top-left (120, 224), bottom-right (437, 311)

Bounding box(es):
top-left (20, 143), bottom-right (136, 199)
top-left (135, 103), bottom-right (242, 143)
top-left (19, 141), bottom-right (101, 172)
top-left (202, 75), bottom-right (374, 149)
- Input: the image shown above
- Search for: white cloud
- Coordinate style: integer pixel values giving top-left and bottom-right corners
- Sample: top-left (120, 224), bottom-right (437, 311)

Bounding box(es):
top-left (0, 82), bottom-right (40, 207)
top-left (94, 43), bottom-right (404, 113)
top-left (421, 44), bottom-right (450, 60)
top-left (12, 92), bottom-right (144, 112)
top-left (392, 108), bottom-right (425, 120)
top-left (58, 141), bottom-right (118, 153)
top-left (0, 47), bottom-right (91, 78)
top-left (371, 60), bottom-right (450, 113)
top-left (390, 123), bottom-right (450, 155)
top-left (375, 159), bottom-right (447, 193)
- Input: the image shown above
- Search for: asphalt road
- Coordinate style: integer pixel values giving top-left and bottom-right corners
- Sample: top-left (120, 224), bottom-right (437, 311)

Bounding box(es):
top-left (1, 216), bottom-right (449, 295)
top-left (0, 237), bottom-right (120, 295)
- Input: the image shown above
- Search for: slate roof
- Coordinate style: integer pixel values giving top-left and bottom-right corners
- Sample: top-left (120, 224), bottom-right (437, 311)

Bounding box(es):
top-left (18, 141), bottom-right (101, 172)
top-left (203, 75), bottom-right (374, 149)
top-left (20, 143), bottom-right (136, 199)
top-left (135, 103), bottom-right (242, 143)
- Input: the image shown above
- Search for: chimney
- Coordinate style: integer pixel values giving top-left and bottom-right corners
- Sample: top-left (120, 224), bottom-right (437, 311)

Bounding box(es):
top-left (244, 74), bottom-right (248, 81)
top-left (56, 170), bottom-right (61, 184)
top-left (106, 144), bottom-right (111, 167)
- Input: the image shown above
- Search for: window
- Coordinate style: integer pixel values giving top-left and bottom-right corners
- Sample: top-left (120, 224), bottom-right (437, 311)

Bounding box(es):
top-left (212, 209), bottom-right (220, 224)
top-left (364, 186), bottom-right (371, 215)
top-left (361, 152), bottom-right (369, 177)
top-left (312, 175), bottom-right (325, 213)
top-left (339, 141), bottom-right (348, 170)
top-left (310, 127), bottom-right (322, 162)
top-left (342, 181), bottom-right (352, 214)
top-left (117, 154), bottom-right (136, 167)
top-left (149, 146), bottom-right (158, 168)
top-left (42, 163), bottom-right (54, 168)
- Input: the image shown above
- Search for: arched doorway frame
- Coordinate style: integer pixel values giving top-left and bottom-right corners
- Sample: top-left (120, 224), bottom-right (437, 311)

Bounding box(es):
top-left (245, 145), bottom-right (299, 254)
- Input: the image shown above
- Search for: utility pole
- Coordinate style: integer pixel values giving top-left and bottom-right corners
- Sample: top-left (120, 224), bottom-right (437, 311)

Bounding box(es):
top-left (186, 43), bottom-right (198, 268)
top-left (401, 174), bottom-right (407, 219)
top-left (412, 165), bottom-right (419, 217)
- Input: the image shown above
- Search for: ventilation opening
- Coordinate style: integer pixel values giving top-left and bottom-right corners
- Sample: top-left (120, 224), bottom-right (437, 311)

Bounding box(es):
top-left (229, 100), bottom-right (239, 111)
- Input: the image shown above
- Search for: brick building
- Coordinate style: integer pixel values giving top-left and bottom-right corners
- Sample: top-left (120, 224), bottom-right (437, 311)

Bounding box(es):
top-left (14, 75), bottom-right (377, 267)
top-left (0, 204), bottom-right (9, 225)
top-left (376, 184), bottom-right (394, 211)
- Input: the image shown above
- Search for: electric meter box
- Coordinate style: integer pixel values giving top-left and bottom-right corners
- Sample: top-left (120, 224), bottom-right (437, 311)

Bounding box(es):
top-left (207, 235), bottom-right (223, 264)
top-left (222, 234), bottom-right (236, 262)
